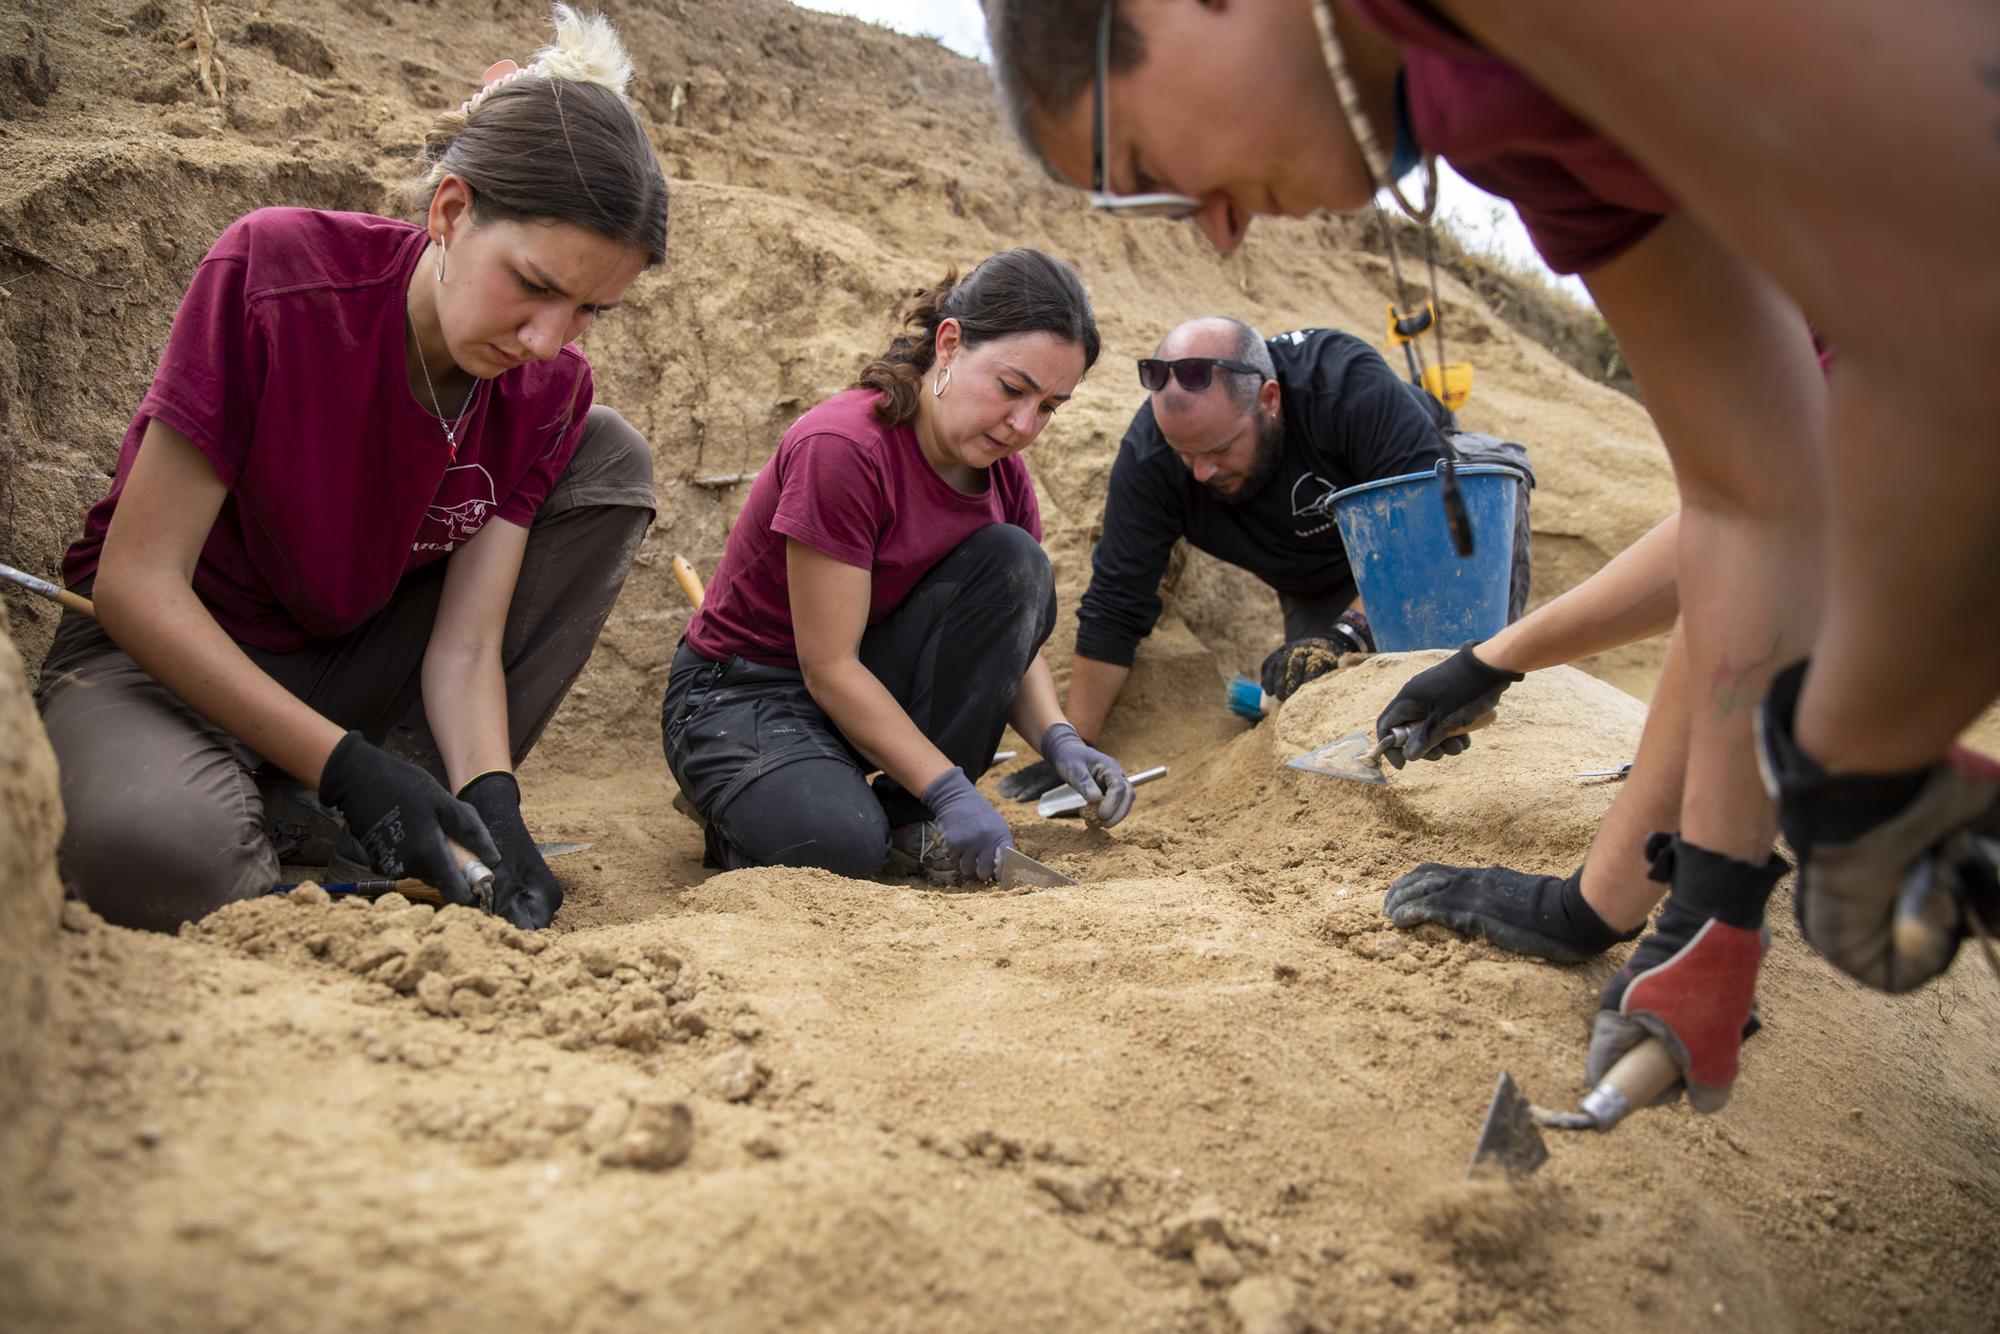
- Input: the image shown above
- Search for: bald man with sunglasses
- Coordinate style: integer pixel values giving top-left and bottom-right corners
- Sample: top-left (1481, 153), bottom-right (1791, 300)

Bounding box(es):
top-left (1003, 316), bottom-right (1475, 799)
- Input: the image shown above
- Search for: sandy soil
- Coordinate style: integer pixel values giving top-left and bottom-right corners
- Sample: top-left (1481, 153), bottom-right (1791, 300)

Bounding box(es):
top-left (3, 1), bottom-right (1997, 1330)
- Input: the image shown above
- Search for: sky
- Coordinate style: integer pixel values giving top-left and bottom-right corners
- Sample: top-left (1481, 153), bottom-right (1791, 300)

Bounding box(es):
top-left (789, 0), bottom-right (1590, 306)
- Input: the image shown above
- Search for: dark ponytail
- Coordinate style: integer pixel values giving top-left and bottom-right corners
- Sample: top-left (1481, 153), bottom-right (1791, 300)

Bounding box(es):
top-left (857, 248), bottom-right (1100, 425)
top-left (408, 6), bottom-right (669, 266)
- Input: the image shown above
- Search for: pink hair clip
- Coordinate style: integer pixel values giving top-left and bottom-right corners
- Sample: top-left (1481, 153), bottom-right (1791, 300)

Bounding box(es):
top-left (461, 58), bottom-right (548, 116)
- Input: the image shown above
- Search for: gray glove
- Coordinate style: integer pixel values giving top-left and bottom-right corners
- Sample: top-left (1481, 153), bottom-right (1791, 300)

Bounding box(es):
top-left (1760, 660), bottom-right (2000, 992)
top-left (1039, 723), bottom-right (1134, 827)
top-left (921, 766), bottom-right (1013, 880)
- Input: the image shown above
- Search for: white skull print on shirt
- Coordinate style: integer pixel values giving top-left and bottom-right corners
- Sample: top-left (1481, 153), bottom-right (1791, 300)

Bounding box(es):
top-left (414, 462), bottom-right (497, 553)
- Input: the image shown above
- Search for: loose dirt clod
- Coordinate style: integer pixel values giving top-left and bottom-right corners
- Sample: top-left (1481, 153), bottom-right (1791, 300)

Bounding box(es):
top-left (1194, 1240), bottom-right (1244, 1286)
top-left (601, 1099), bottom-right (694, 1171)
top-left (703, 1046), bottom-right (767, 1102)
top-left (1227, 1276), bottom-right (1307, 1334)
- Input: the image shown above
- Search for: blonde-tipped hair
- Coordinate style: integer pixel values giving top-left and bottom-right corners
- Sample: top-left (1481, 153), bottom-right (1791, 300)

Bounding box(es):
top-left (412, 5), bottom-right (668, 265)
top-left (535, 3), bottom-right (633, 94)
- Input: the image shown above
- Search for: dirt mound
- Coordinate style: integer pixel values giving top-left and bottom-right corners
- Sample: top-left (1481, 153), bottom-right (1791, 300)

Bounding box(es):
top-left (5, 1), bottom-right (2000, 1331)
top-left (0, 614), bottom-right (64, 1186)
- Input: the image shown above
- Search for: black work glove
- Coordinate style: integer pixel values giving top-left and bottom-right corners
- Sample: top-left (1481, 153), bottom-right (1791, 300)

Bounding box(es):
top-left (1373, 641), bottom-right (1522, 768)
top-left (1260, 611), bottom-right (1375, 700)
top-left (460, 771), bottom-right (563, 930)
top-left (1039, 723), bottom-right (1135, 827)
top-left (1259, 637), bottom-right (1341, 701)
top-left (922, 766), bottom-right (1013, 880)
top-left (1383, 861), bottom-right (1641, 963)
top-left (998, 757), bottom-right (1063, 803)
top-left (317, 731), bottom-right (500, 907)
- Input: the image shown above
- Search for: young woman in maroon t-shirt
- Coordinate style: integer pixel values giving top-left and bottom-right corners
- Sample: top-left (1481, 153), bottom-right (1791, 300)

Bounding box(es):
top-left (981, 0), bottom-right (1999, 1115)
top-left (665, 250), bottom-right (1137, 882)
top-left (37, 6), bottom-right (666, 932)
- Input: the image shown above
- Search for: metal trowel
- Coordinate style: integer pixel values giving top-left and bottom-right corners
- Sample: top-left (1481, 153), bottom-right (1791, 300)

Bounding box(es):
top-left (1467, 1070), bottom-right (1549, 1178)
top-left (1287, 713), bottom-right (1495, 785)
top-left (1037, 765), bottom-right (1170, 818)
top-left (1466, 1038), bottom-right (1683, 1178)
top-left (995, 846), bottom-right (1077, 889)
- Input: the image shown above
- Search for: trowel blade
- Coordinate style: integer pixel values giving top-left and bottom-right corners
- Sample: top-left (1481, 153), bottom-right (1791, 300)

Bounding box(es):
top-left (996, 847), bottom-right (1077, 889)
top-left (537, 841), bottom-right (592, 858)
top-left (1467, 1069), bottom-right (1549, 1179)
top-left (1285, 730), bottom-right (1389, 785)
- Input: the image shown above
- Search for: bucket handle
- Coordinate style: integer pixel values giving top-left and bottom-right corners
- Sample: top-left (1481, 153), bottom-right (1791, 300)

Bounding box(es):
top-left (1436, 458), bottom-right (1475, 557)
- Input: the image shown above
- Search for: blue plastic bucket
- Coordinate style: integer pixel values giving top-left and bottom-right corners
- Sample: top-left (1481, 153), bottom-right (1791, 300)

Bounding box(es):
top-left (1330, 461), bottom-right (1523, 652)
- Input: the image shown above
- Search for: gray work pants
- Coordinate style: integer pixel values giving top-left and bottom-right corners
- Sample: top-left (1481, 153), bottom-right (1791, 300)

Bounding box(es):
top-left (35, 405), bottom-right (655, 932)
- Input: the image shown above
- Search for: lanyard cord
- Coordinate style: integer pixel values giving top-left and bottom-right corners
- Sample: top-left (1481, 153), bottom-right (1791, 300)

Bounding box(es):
top-left (1317, 0), bottom-right (1472, 554)
top-left (1310, 0), bottom-right (1437, 224)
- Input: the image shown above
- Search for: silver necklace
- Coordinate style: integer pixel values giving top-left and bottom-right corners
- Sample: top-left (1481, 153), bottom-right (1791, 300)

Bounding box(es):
top-left (408, 309), bottom-right (482, 461)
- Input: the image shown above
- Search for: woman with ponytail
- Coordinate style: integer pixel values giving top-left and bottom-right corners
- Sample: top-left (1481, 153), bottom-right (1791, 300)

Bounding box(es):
top-left (664, 250), bottom-right (1136, 882)
top-left (37, 6), bottom-right (667, 932)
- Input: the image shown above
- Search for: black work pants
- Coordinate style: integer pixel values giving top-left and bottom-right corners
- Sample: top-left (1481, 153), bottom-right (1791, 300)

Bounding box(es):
top-left (661, 523), bottom-right (1056, 878)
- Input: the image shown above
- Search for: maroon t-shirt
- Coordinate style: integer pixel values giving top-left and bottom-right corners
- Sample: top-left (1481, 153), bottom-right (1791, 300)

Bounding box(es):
top-left (1344, 0), bottom-right (1679, 275)
top-left (684, 388), bottom-right (1043, 668)
top-left (63, 207), bottom-right (593, 652)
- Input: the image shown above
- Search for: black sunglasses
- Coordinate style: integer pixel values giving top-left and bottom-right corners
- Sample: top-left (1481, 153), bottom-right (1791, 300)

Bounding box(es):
top-left (1137, 357), bottom-right (1267, 393)
top-left (1090, 0), bottom-right (1202, 219)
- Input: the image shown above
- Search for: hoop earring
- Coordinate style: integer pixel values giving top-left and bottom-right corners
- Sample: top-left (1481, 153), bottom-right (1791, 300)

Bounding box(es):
top-left (933, 363), bottom-right (952, 398)
top-left (434, 242), bottom-right (446, 284)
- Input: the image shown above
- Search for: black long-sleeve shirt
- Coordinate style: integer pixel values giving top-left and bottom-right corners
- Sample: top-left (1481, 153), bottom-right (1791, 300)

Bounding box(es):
top-left (1075, 328), bottom-right (1448, 667)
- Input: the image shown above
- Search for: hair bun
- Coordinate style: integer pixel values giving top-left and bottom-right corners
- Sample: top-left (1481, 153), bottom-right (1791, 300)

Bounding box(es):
top-left (534, 3), bottom-right (634, 98)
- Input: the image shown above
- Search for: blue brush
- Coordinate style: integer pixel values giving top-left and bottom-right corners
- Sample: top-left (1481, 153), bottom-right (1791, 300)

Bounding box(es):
top-left (1226, 673), bottom-right (1275, 721)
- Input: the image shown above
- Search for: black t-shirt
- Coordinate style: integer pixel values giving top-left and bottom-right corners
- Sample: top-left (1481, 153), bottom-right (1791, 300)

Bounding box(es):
top-left (1075, 328), bottom-right (1447, 667)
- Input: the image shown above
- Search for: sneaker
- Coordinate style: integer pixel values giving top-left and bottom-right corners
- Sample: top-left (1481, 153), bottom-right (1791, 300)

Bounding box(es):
top-left (886, 820), bottom-right (957, 884)
top-left (257, 776), bottom-right (346, 866)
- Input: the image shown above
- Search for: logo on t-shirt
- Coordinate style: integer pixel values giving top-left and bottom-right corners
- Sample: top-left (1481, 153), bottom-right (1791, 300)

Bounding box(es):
top-left (415, 463), bottom-right (497, 553)
top-left (1290, 472), bottom-right (1340, 538)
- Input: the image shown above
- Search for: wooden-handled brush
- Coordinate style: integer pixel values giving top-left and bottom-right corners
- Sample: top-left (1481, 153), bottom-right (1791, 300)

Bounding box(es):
top-left (671, 554), bottom-right (705, 610)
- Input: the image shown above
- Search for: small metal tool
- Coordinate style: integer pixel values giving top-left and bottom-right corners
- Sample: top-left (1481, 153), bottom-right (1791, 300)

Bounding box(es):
top-left (1287, 714), bottom-right (1495, 786)
top-left (1576, 762), bottom-right (1633, 781)
top-left (995, 847), bottom-right (1077, 889)
top-left (1037, 765), bottom-right (1169, 818)
top-left (1466, 1070), bottom-right (1548, 1178)
top-left (1468, 1038), bottom-right (1682, 1178)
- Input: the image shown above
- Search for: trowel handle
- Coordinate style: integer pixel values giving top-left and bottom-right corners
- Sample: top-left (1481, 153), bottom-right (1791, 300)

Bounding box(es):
top-left (1578, 1036), bottom-right (1681, 1129)
top-left (1370, 710), bottom-right (1497, 762)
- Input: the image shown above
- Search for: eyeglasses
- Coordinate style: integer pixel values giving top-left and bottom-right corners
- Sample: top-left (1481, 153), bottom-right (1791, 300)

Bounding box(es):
top-left (1090, 0), bottom-right (1202, 219)
top-left (1137, 357), bottom-right (1267, 393)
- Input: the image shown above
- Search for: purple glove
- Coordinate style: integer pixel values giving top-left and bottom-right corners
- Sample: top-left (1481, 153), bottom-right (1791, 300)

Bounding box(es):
top-left (921, 766), bottom-right (1013, 880)
top-left (1039, 723), bottom-right (1135, 827)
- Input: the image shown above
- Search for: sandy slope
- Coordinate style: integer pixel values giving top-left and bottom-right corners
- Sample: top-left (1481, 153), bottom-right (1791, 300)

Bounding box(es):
top-left (2, 1), bottom-right (1997, 1330)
